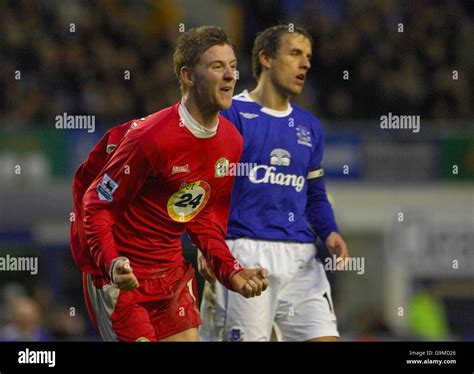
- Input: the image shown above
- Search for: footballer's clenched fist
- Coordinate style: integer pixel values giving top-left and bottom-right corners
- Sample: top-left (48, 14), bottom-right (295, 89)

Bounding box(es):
top-left (231, 268), bottom-right (270, 298)
top-left (111, 257), bottom-right (139, 291)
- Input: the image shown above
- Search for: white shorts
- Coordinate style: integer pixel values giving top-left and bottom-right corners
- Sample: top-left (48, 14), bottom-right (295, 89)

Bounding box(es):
top-left (200, 238), bottom-right (339, 341)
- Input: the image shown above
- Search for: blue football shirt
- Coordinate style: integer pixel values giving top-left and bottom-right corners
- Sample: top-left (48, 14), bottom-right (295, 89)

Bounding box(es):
top-left (222, 90), bottom-right (336, 243)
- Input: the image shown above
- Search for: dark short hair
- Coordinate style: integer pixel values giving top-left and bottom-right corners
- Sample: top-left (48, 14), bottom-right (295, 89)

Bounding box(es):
top-left (252, 24), bottom-right (313, 81)
top-left (173, 26), bottom-right (235, 94)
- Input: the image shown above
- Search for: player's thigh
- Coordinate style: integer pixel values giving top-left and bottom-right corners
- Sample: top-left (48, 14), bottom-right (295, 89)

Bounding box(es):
top-left (84, 273), bottom-right (157, 342)
top-left (276, 259), bottom-right (339, 341)
top-left (160, 328), bottom-right (199, 341)
top-left (200, 278), bottom-right (275, 341)
top-left (112, 303), bottom-right (158, 342)
top-left (201, 240), bottom-right (278, 342)
top-left (224, 280), bottom-right (276, 341)
top-left (199, 280), bottom-right (222, 341)
top-left (151, 273), bottom-right (202, 341)
top-left (306, 336), bottom-right (339, 342)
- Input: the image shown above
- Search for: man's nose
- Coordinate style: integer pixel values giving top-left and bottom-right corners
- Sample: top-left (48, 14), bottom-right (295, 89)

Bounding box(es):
top-left (301, 56), bottom-right (311, 70)
top-left (223, 66), bottom-right (235, 80)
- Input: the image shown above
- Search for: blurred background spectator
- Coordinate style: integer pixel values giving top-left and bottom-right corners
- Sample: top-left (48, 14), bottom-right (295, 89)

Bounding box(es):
top-left (0, 290), bottom-right (51, 341)
top-left (1, 0), bottom-right (472, 128)
top-left (407, 282), bottom-right (451, 341)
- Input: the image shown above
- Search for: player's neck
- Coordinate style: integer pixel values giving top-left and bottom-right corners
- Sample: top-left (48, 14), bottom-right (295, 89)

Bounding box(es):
top-left (182, 95), bottom-right (219, 130)
top-left (249, 79), bottom-right (290, 111)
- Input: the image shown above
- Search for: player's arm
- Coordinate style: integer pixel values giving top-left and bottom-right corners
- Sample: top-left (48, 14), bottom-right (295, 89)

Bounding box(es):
top-left (306, 124), bottom-right (349, 268)
top-left (195, 179), bottom-right (235, 284)
top-left (73, 131), bottom-right (112, 199)
top-left (82, 132), bottom-right (153, 289)
top-left (187, 208), bottom-right (269, 298)
top-left (73, 121), bottom-right (133, 225)
top-left (187, 139), bottom-right (269, 297)
top-left (73, 121), bottom-right (132, 193)
top-left (196, 157), bottom-right (234, 284)
top-left (196, 110), bottom-right (244, 285)
top-left (197, 249), bottom-right (216, 283)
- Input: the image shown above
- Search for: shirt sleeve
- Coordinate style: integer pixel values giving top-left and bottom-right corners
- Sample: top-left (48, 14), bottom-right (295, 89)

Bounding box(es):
top-left (185, 138), bottom-right (244, 291)
top-left (306, 121), bottom-right (339, 242)
top-left (186, 200), bottom-right (243, 291)
top-left (82, 133), bottom-right (153, 278)
top-left (73, 131), bottom-right (111, 201)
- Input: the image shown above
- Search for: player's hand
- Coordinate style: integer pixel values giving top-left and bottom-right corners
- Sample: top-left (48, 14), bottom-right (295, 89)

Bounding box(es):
top-left (325, 232), bottom-right (349, 271)
top-left (111, 258), bottom-right (139, 291)
top-left (231, 268), bottom-right (269, 298)
top-left (197, 250), bottom-right (216, 283)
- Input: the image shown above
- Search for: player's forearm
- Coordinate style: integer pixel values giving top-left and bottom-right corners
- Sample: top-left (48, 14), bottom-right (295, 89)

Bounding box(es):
top-left (204, 237), bottom-right (244, 291)
top-left (83, 203), bottom-right (120, 278)
top-left (306, 178), bottom-right (339, 242)
top-left (187, 228), bottom-right (243, 290)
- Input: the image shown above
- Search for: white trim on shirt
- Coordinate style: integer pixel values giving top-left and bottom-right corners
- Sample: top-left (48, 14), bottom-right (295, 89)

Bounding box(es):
top-left (233, 90), bottom-right (293, 118)
top-left (179, 99), bottom-right (219, 138)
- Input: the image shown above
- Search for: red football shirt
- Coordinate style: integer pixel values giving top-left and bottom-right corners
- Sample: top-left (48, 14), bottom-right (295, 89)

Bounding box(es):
top-left (82, 102), bottom-right (243, 290)
top-left (71, 121), bottom-right (131, 274)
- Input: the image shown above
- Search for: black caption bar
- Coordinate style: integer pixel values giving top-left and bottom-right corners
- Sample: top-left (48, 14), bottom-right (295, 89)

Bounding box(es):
top-left (0, 341), bottom-right (472, 373)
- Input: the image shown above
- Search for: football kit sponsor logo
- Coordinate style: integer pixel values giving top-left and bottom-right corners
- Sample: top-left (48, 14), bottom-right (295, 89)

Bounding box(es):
top-left (228, 328), bottom-right (244, 342)
top-left (172, 164), bottom-right (190, 174)
top-left (97, 173), bottom-right (119, 202)
top-left (270, 148), bottom-right (291, 166)
top-left (167, 181), bottom-right (211, 222)
top-left (215, 157), bottom-right (229, 177)
top-left (249, 149), bottom-right (305, 192)
top-left (249, 165), bottom-right (305, 192)
top-left (239, 112), bottom-right (259, 119)
top-left (296, 125), bottom-right (312, 147)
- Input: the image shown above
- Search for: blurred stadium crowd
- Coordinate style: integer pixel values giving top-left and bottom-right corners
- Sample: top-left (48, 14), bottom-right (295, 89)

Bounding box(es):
top-left (1, 0), bottom-right (472, 129)
top-left (0, 282), bottom-right (88, 341)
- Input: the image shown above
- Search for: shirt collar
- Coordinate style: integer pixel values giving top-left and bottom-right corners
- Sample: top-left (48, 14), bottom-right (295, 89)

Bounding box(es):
top-left (241, 90), bottom-right (293, 117)
top-left (178, 99), bottom-right (219, 138)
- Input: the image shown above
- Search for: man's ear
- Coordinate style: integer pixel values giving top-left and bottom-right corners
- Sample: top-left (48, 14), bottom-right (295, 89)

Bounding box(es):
top-left (258, 50), bottom-right (272, 71)
top-left (180, 66), bottom-right (195, 90)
